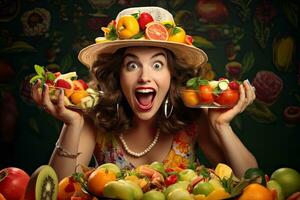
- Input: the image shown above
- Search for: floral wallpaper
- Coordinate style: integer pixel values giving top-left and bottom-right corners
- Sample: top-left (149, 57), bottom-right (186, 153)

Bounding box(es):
top-left (0, 0), bottom-right (299, 175)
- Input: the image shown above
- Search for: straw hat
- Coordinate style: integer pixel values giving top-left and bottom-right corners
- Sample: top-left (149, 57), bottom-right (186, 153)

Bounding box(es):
top-left (78, 7), bottom-right (208, 69)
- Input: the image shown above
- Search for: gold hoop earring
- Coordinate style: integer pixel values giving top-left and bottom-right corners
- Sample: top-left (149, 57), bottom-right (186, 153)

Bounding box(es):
top-left (164, 98), bottom-right (173, 118)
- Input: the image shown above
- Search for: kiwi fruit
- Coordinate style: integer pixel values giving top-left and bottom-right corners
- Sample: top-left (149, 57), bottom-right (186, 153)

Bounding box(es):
top-left (24, 165), bottom-right (58, 200)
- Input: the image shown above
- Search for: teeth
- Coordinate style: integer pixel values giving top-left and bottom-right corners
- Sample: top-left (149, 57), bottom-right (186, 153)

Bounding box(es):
top-left (136, 89), bottom-right (154, 93)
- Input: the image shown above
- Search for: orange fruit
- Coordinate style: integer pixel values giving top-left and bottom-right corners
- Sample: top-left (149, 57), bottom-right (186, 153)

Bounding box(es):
top-left (181, 89), bottom-right (199, 106)
top-left (145, 22), bottom-right (169, 41)
top-left (238, 183), bottom-right (274, 200)
top-left (87, 168), bottom-right (116, 196)
top-left (117, 15), bottom-right (140, 39)
top-left (168, 27), bottom-right (186, 43)
top-left (58, 176), bottom-right (81, 200)
top-left (70, 90), bottom-right (89, 105)
top-left (0, 193), bottom-right (6, 200)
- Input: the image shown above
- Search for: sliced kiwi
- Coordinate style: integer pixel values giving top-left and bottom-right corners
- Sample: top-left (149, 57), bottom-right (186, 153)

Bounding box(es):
top-left (25, 165), bottom-right (58, 200)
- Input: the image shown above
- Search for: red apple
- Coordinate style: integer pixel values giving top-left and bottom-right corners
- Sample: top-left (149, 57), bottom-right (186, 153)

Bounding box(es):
top-left (0, 167), bottom-right (30, 200)
top-left (138, 12), bottom-right (154, 30)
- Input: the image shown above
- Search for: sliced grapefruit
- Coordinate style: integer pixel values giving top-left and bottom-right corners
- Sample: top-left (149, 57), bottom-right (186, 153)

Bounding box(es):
top-left (145, 22), bottom-right (169, 41)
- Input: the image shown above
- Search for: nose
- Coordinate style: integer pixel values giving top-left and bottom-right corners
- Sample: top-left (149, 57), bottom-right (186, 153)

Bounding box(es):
top-left (137, 65), bottom-right (151, 83)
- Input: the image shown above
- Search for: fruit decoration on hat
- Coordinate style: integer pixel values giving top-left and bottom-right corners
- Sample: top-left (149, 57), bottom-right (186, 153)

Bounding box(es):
top-left (97, 11), bottom-right (193, 46)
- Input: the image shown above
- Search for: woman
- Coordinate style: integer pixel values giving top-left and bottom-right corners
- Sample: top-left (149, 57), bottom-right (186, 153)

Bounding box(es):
top-left (32, 7), bottom-right (257, 180)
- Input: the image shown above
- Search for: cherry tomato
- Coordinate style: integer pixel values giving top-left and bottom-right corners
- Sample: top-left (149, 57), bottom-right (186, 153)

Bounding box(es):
top-left (198, 85), bottom-right (214, 104)
top-left (215, 89), bottom-right (239, 106)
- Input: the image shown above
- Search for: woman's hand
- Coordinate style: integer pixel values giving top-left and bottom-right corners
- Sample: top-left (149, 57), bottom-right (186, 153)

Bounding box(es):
top-left (31, 80), bottom-right (84, 126)
top-left (208, 80), bottom-right (256, 128)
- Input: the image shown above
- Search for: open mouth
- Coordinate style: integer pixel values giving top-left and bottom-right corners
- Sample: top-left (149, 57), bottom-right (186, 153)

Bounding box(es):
top-left (135, 87), bottom-right (156, 111)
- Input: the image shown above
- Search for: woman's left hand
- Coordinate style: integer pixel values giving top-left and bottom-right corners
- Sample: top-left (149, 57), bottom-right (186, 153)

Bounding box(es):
top-left (208, 80), bottom-right (256, 128)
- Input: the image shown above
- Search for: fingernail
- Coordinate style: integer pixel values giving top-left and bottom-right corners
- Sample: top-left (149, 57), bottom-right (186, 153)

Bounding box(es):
top-left (252, 86), bottom-right (256, 92)
top-left (59, 88), bottom-right (64, 95)
top-left (245, 79), bottom-right (251, 85)
top-left (42, 83), bottom-right (47, 91)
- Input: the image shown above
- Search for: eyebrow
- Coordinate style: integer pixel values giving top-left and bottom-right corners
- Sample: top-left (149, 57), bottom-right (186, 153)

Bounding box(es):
top-left (123, 52), bottom-right (166, 60)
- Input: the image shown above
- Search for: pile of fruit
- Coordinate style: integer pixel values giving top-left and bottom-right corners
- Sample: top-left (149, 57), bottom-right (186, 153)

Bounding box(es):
top-left (0, 163), bottom-right (300, 200)
top-left (180, 77), bottom-right (241, 108)
top-left (96, 11), bottom-right (192, 45)
top-left (30, 65), bottom-right (100, 110)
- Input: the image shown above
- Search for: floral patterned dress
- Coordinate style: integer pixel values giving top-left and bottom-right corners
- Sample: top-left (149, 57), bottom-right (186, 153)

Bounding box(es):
top-left (93, 124), bottom-right (198, 170)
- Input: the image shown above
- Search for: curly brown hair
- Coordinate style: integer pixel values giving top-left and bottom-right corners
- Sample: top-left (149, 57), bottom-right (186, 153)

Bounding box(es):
top-left (89, 47), bottom-right (202, 134)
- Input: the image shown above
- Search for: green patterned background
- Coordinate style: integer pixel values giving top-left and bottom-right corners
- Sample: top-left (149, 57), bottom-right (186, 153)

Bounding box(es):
top-left (0, 0), bottom-right (299, 175)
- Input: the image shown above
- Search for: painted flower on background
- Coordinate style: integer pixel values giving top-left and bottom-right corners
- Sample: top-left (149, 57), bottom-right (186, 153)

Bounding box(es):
top-left (21, 8), bottom-right (51, 36)
top-left (252, 70), bottom-right (283, 106)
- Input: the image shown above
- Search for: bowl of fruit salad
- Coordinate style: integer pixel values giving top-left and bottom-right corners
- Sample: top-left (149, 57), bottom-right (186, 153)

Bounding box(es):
top-left (30, 65), bottom-right (102, 110)
top-left (180, 77), bottom-right (241, 108)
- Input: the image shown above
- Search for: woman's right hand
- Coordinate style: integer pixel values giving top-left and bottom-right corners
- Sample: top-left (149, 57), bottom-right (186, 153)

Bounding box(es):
top-left (31, 80), bottom-right (84, 126)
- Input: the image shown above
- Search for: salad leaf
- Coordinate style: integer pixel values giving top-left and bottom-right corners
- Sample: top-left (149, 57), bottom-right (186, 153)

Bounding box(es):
top-left (34, 64), bottom-right (45, 76)
top-left (132, 31), bottom-right (145, 39)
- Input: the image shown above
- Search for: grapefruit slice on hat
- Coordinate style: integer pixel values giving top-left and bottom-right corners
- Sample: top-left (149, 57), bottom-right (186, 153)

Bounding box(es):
top-left (145, 22), bottom-right (169, 41)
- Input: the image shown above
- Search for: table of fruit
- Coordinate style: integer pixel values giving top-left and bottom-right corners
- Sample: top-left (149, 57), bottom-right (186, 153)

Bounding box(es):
top-left (0, 162), bottom-right (300, 200)
top-left (1, 66), bottom-right (299, 200)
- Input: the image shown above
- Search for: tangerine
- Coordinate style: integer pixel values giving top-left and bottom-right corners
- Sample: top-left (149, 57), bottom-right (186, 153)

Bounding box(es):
top-left (181, 89), bottom-right (199, 106)
top-left (70, 90), bottom-right (89, 105)
top-left (58, 176), bottom-right (81, 200)
top-left (238, 183), bottom-right (274, 200)
top-left (0, 193), bottom-right (6, 200)
top-left (87, 168), bottom-right (116, 196)
top-left (145, 22), bottom-right (169, 41)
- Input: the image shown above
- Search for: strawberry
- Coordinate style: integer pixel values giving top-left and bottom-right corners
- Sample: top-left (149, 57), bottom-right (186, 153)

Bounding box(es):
top-left (185, 35), bottom-right (193, 45)
top-left (228, 81), bottom-right (240, 90)
top-left (138, 12), bottom-right (154, 30)
top-left (78, 79), bottom-right (89, 90)
top-left (45, 80), bottom-right (54, 86)
top-left (55, 79), bottom-right (72, 89)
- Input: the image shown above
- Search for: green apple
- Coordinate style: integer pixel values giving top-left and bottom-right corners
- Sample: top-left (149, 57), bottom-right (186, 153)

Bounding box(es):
top-left (164, 181), bottom-right (189, 197)
top-left (103, 180), bottom-right (134, 200)
top-left (167, 188), bottom-right (193, 200)
top-left (267, 180), bottom-right (284, 200)
top-left (124, 180), bottom-right (143, 200)
top-left (142, 190), bottom-right (166, 200)
top-left (192, 181), bottom-right (214, 196)
top-left (178, 169), bottom-right (197, 182)
top-left (98, 163), bottom-right (121, 177)
top-left (150, 161), bottom-right (167, 177)
top-left (271, 168), bottom-right (300, 198)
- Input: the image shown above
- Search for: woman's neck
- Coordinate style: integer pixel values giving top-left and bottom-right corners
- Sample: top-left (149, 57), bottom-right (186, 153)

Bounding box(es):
top-left (130, 115), bottom-right (157, 135)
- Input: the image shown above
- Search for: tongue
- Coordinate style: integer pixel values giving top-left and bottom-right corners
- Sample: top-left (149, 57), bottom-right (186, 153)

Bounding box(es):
top-left (136, 93), bottom-right (153, 106)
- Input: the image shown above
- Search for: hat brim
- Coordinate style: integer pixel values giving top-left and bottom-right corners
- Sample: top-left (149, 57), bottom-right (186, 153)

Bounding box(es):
top-left (78, 40), bottom-right (208, 69)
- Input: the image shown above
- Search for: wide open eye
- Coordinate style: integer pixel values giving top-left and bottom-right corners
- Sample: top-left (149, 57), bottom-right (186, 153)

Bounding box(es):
top-left (153, 61), bottom-right (163, 70)
top-left (127, 62), bottom-right (139, 71)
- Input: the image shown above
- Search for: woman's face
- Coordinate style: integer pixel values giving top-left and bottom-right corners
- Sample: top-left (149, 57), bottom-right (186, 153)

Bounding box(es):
top-left (120, 47), bottom-right (171, 120)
